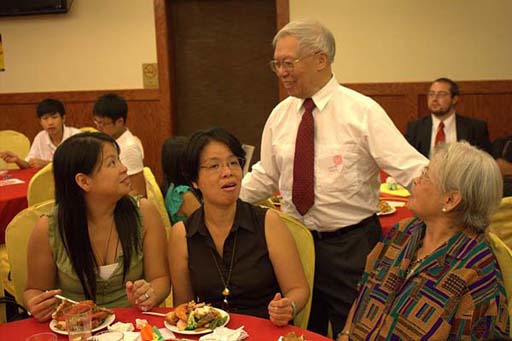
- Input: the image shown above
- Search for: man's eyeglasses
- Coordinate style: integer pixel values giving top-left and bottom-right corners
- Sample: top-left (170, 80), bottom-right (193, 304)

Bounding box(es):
top-left (93, 118), bottom-right (114, 127)
top-left (200, 157), bottom-right (245, 174)
top-left (427, 91), bottom-right (450, 99)
top-left (269, 52), bottom-right (319, 73)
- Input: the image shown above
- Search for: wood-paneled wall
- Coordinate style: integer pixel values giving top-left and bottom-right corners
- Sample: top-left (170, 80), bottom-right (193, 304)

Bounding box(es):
top-left (1, 80), bottom-right (511, 186)
top-left (346, 80), bottom-right (512, 140)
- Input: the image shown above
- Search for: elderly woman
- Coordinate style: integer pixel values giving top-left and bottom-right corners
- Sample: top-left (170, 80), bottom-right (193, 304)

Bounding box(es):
top-left (24, 132), bottom-right (170, 321)
top-left (168, 127), bottom-right (309, 326)
top-left (339, 142), bottom-right (509, 340)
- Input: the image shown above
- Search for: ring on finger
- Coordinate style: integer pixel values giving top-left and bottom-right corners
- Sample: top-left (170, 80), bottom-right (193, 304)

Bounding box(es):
top-left (144, 292), bottom-right (150, 300)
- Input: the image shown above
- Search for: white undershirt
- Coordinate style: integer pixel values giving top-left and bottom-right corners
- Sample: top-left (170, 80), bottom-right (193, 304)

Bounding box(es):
top-left (98, 263), bottom-right (118, 281)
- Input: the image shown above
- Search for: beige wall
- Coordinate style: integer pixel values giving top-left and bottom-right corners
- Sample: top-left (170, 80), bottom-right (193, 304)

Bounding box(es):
top-left (0, 0), bottom-right (156, 93)
top-left (290, 0), bottom-right (512, 83)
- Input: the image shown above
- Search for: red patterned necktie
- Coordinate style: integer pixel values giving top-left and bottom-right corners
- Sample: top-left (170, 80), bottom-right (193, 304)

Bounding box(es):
top-left (292, 98), bottom-right (315, 215)
top-left (434, 121), bottom-right (445, 146)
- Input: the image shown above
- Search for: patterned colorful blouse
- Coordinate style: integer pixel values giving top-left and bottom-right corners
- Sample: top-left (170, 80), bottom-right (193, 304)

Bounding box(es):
top-left (350, 217), bottom-right (509, 340)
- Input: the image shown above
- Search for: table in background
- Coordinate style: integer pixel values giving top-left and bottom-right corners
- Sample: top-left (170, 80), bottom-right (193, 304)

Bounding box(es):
top-left (0, 307), bottom-right (332, 340)
top-left (379, 206), bottom-right (414, 236)
top-left (0, 168), bottom-right (39, 243)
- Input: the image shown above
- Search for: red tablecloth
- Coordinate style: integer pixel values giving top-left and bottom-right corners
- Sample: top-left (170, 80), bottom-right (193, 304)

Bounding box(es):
top-left (0, 307), bottom-right (332, 340)
top-left (0, 168), bottom-right (39, 244)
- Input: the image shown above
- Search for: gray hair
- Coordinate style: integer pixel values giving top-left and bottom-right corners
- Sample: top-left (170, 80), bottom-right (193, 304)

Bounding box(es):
top-left (273, 19), bottom-right (336, 63)
top-left (430, 142), bottom-right (503, 233)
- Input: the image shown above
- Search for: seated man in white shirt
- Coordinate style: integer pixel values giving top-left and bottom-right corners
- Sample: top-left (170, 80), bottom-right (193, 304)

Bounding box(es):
top-left (93, 93), bottom-right (146, 196)
top-left (0, 98), bottom-right (80, 169)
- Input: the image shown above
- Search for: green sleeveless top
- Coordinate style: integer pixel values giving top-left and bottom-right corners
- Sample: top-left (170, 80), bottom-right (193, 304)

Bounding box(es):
top-left (47, 204), bottom-right (144, 308)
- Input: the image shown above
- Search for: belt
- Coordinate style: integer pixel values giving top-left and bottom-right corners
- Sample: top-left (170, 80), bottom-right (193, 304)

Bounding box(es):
top-left (311, 214), bottom-right (378, 240)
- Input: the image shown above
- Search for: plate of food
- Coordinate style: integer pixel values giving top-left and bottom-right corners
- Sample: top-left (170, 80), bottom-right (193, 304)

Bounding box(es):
top-left (377, 200), bottom-right (396, 216)
top-left (164, 301), bottom-right (229, 335)
top-left (49, 299), bottom-right (115, 335)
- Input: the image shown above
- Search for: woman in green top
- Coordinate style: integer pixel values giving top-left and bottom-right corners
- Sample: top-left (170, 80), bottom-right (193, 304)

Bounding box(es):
top-left (24, 132), bottom-right (170, 322)
top-left (161, 136), bottom-right (201, 224)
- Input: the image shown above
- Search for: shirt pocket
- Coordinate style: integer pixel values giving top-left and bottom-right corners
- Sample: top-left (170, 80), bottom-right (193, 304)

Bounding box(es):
top-left (317, 142), bottom-right (360, 194)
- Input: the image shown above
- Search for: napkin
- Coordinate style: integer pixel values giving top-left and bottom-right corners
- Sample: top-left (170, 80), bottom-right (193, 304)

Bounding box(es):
top-left (199, 326), bottom-right (249, 341)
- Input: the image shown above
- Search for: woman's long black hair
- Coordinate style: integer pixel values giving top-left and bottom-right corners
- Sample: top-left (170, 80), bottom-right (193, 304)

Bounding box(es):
top-left (53, 132), bottom-right (142, 301)
top-left (160, 136), bottom-right (189, 195)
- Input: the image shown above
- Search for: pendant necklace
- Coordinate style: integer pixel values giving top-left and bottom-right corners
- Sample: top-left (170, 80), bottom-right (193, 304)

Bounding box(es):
top-left (210, 230), bottom-right (238, 309)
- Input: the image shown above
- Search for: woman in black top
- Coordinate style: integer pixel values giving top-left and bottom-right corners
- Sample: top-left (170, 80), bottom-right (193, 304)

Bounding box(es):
top-left (168, 128), bottom-right (308, 326)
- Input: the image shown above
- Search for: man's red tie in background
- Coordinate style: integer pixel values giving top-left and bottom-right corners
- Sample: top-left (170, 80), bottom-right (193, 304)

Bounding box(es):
top-left (435, 121), bottom-right (445, 146)
top-left (292, 98), bottom-right (315, 215)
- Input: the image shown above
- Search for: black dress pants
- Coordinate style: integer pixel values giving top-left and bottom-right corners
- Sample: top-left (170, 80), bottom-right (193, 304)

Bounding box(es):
top-left (307, 215), bottom-right (382, 338)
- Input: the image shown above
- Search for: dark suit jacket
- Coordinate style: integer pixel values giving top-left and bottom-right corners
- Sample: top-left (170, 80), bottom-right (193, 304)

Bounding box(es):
top-left (405, 114), bottom-right (491, 157)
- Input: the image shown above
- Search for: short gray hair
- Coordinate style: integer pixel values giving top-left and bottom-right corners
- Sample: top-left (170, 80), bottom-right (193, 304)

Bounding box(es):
top-left (430, 142), bottom-right (503, 233)
top-left (273, 19), bottom-right (336, 63)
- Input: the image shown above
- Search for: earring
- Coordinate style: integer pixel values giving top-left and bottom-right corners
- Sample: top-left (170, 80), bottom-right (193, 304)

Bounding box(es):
top-left (442, 207), bottom-right (447, 212)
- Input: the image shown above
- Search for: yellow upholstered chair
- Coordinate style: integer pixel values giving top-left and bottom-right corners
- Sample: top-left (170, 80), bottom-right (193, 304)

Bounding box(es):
top-left (488, 232), bottom-right (512, 337)
top-left (5, 200), bottom-right (55, 307)
top-left (27, 163), bottom-right (55, 207)
top-left (79, 126), bottom-right (98, 132)
top-left (274, 209), bottom-right (315, 329)
top-left (489, 197), bottom-right (512, 248)
top-left (0, 271), bottom-right (5, 324)
top-left (0, 130), bottom-right (30, 170)
top-left (143, 167), bottom-right (171, 233)
top-left (143, 167), bottom-right (173, 307)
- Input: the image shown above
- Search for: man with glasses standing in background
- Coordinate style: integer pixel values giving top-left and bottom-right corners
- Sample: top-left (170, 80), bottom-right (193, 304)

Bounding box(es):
top-left (406, 77), bottom-right (491, 158)
top-left (93, 93), bottom-right (146, 196)
top-left (240, 19), bottom-right (427, 338)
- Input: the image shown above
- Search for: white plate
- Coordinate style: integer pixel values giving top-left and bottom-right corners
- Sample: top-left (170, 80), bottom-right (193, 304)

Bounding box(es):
top-left (377, 205), bottom-right (397, 216)
top-left (49, 313), bottom-right (116, 335)
top-left (164, 308), bottom-right (230, 335)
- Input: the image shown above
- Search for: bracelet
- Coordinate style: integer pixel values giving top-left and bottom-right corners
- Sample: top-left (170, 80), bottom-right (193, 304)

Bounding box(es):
top-left (290, 301), bottom-right (297, 319)
top-left (337, 330), bottom-right (350, 339)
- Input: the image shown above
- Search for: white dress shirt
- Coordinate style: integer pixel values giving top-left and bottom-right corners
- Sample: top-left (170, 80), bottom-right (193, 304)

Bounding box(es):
top-left (116, 129), bottom-right (144, 176)
top-left (240, 75), bottom-right (428, 231)
top-left (25, 125), bottom-right (81, 162)
top-left (429, 113), bottom-right (456, 157)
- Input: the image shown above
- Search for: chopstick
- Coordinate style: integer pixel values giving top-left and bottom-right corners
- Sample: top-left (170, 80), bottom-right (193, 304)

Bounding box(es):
top-left (55, 294), bottom-right (79, 305)
top-left (142, 311), bottom-right (167, 317)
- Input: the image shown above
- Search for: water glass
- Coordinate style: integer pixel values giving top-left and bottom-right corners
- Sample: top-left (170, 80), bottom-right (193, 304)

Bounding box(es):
top-left (64, 304), bottom-right (92, 341)
top-left (25, 333), bottom-right (57, 341)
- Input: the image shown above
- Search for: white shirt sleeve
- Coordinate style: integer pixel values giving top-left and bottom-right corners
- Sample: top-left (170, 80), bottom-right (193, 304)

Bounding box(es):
top-left (119, 143), bottom-right (144, 175)
top-left (365, 100), bottom-right (428, 189)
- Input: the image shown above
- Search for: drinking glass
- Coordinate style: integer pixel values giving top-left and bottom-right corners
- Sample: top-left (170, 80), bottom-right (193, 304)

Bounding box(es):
top-left (64, 304), bottom-right (92, 341)
top-left (25, 333), bottom-right (57, 341)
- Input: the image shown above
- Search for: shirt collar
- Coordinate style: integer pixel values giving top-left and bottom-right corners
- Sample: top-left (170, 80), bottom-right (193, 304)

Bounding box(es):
top-left (431, 112), bottom-right (456, 130)
top-left (186, 200), bottom-right (256, 238)
top-left (290, 74), bottom-right (338, 114)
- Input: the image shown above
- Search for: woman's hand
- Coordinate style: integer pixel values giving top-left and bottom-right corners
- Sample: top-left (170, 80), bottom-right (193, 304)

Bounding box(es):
top-left (26, 289), bottom-right (61, 322)
top-left (126, 280), bottom-right (155, 311)
top-left (268, 293), bottom-right (294, 327)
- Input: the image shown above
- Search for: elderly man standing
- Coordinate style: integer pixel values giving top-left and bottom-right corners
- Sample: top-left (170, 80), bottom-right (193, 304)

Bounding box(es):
top-left (240, 20), bottom-right (428, 337)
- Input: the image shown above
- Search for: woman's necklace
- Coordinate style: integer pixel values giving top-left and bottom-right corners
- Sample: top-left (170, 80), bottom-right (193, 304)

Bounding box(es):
top-left (91, 219), bottom-right (115, 266)
top-left (209, 230), bottom-right (238, 310)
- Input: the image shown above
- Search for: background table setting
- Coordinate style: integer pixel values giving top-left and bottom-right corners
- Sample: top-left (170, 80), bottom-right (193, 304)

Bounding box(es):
top-left (0, 167), bottom-right (39, 243)
top-left (378, 174), bottom-right (415, 235)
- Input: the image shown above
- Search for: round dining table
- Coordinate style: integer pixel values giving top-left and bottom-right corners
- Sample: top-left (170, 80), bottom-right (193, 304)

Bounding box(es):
top-left (0, 167), bottom-right (39, 243)
top-left (0, 306), bottom-right (332, 340)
